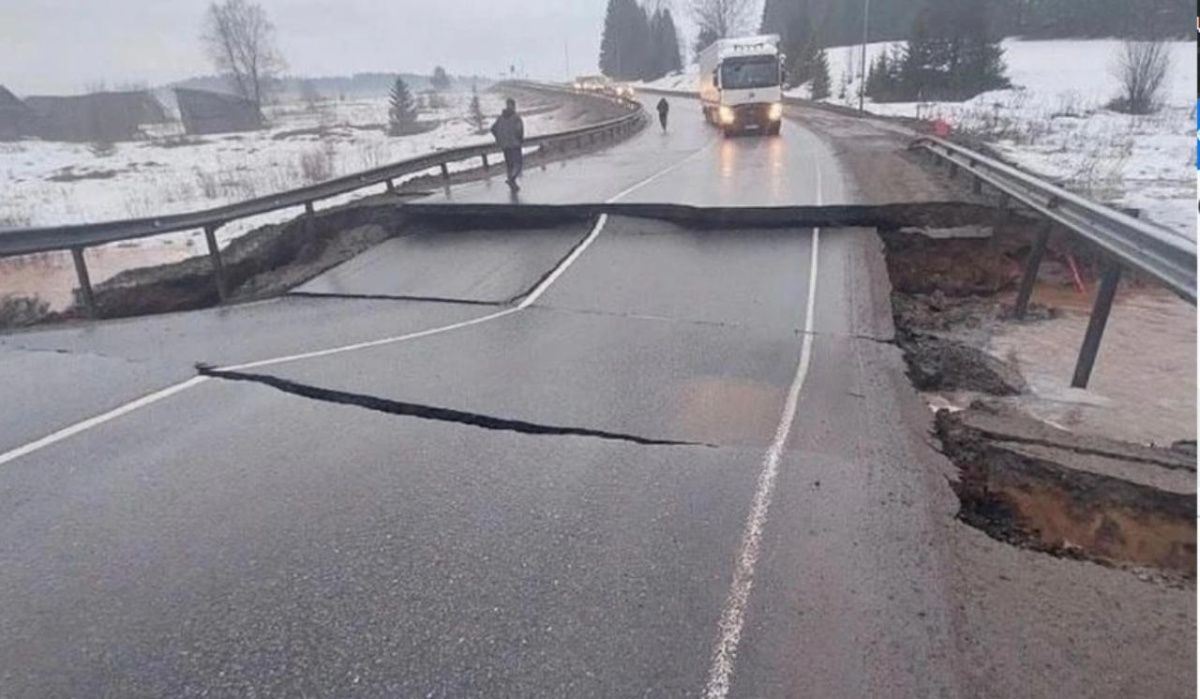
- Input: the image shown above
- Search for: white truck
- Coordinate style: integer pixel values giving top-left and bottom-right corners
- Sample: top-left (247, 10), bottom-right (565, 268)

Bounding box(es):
top-left (697, 35), bottom-right (785, 137)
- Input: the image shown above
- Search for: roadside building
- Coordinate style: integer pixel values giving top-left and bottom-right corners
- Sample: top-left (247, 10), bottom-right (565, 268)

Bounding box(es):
top-left (175, 88), bottom-right (263, 135)
top-left (0, 86), bottom-right (34, 140)
top-left (23, 90), bottom-right (167, 142)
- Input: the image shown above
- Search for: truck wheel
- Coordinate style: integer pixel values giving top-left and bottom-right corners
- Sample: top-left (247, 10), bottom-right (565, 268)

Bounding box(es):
top-left (768, 122), bottom-right (782, 136)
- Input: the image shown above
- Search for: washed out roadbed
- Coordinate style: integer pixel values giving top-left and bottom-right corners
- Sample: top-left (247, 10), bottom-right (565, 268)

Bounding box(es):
top-left (879, 219), bottom-right (1195, 580)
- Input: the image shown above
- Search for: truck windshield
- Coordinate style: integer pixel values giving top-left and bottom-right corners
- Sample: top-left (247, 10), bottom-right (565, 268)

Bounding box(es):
top-left (720, 58), bottom-right (779, 90)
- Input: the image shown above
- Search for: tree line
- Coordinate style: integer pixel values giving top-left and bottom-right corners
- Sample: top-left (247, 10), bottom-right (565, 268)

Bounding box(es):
top-left (762, 0), bottom-right (1008, 102)
top-left (760, 0), bottom-right (1188, 50)
top-left (599, 0), bottom-right (684, 81)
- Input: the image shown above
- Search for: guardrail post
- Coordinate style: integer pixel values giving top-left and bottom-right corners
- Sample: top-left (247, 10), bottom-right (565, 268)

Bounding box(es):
top-left (70, 247), bottom-right (97, 318)
top-left (440, 163), bottom-right (450, 180)
top-left (971, 175), bottom-right (982, 194)
top-left (203, 224), bottom-right (228, 303)
top-left (385, 179), bottom-right (396, 194)
top-left (1070, 259), bottom-right (1122, 389)
top-left (481, 154), bottom-right (489, 170)
top-left (1013, 222), bottom-right (1052, 319)
top-left (304, 201), bottom-right (315, 215)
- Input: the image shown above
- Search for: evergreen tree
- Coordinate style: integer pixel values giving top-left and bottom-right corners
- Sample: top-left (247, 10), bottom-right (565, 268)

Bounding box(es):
top-left (599, 0), bottom-right (653, 81)
top-left (810, 49), bottom-right (831, 100)
top-left (599, 0), bottom-right (624, 77)
top-left (467, 86), bottom-right (486, 134)
top-left (388, 77), bottom-right (419, 136)
top-left (693, 26), bottom-right (719, 58)
top-left (648, 8), bottom-right (684, 79)
top-left (898, 0), bottom-right (1008, 101)
top-left (431, 66), bottom-right (451, 91)
top-left (628, 4), bottom-right (653, 80)
top-left (661, 9), bottom-right (683, 73)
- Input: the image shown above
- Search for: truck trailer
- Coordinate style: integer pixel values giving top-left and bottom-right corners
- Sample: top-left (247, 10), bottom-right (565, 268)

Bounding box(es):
top-left (697, 35), bottom-right (785, 137)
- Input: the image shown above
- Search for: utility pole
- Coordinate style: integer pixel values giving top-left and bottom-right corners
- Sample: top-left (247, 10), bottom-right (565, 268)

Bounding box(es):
top-left (858, 0), bottom-right (870, 112)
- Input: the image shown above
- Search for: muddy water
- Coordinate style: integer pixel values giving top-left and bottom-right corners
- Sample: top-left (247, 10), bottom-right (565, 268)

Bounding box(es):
top-left (0, 239), bottom-right (197, 311)
top-left (989, 284), bottom-right (1197, 446)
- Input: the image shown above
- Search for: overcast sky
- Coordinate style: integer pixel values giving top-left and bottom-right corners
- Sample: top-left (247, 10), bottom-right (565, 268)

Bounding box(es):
top-left (2, 1), bottom-right (699, 95)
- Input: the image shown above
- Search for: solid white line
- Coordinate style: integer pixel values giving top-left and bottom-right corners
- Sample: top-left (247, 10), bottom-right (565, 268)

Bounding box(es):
top-left (0, 376), bottom-right (210, 467)
top-left (224, 307), bottom-right (521, 371)
top-left (704, 164), bottom-right (824, 698)
top-left (518, 214), bottom-right (609, 309)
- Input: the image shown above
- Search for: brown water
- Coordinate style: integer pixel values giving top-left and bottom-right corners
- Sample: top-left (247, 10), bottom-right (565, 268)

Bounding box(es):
top-left (990, 284), bottom-right (1197, 446)
top-left (0, 240), bottom-right (197, 311)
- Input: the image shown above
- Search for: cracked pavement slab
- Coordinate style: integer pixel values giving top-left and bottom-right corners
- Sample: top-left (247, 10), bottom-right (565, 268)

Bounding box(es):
top-left (199, 365), bottom-right (713, 448)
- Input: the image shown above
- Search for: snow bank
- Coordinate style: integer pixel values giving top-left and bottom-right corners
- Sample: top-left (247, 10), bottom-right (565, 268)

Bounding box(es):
top-left (641, 40), bottom-right (1195, 240)
top-left (827, 39), bottom-right (1196, 240)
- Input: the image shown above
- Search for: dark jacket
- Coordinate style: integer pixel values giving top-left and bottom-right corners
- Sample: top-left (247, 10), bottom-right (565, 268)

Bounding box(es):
top-left (490, 109), bottom-right (524, 149)
top-left (656, 98), bottom-right (669, 115)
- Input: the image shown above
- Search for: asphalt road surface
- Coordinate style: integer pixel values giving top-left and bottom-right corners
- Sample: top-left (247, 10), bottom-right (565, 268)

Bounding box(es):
top-left (0, 96), bottom-right (965, 696)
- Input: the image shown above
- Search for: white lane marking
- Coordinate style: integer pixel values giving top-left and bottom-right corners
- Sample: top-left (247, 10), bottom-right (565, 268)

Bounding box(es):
top-left (224, 307), bottom-right (521, 371)
top-left (0, 142), bottom-right (710, 466)
top-left (518, 214), bottom-right (609, 309)
top-left (704, 164), bottom-right (824, 698)
top-left (0, 377), bottom-right (209, 467)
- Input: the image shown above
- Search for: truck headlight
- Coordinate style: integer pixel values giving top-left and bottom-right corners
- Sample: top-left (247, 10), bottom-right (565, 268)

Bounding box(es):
top-left (768, 103), bottom-right (783, 121)
top-left (719, 105), bottom-right (736, 125)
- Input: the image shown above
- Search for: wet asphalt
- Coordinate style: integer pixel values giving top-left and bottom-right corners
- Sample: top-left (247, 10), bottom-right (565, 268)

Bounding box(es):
top-left (0, 96), bottom-right (963, 696)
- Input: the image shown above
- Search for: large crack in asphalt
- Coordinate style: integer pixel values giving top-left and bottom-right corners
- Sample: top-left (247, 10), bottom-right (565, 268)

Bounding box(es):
top-left (197, 365), bottom-right (713, 448)
top-left (287, 291), bottom-right (505, 307)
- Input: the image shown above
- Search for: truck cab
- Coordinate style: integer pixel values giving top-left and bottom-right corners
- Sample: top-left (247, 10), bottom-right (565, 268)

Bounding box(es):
top-left (697, 35), bottom-right (785, 137)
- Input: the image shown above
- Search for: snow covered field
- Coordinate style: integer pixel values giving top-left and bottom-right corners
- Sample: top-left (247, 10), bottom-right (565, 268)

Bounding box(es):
top-left (0, 89), bottom-right (578, 309)
top-left (0, 90), bottom-right (564, 238)
top-left (646, 39), bottom-right (1196, 240)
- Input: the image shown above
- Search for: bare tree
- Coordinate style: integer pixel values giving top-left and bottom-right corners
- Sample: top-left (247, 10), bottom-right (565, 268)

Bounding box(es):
top-left (1110, 39), bottom-right (1171, 115)
top-left (202, 0), bottom-right (285, 112)
top-left (689, 0), bottom-right (753, 44)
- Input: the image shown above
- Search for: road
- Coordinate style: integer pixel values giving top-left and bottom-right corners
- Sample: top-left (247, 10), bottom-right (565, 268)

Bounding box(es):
top-left (0, 95), bottom-right (965, 696)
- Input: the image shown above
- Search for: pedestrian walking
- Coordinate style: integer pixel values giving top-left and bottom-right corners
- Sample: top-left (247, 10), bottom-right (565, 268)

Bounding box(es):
top-left (656, 97), bottom-right (670, 131)
top-left (490, 98), bottom-right (525, 191)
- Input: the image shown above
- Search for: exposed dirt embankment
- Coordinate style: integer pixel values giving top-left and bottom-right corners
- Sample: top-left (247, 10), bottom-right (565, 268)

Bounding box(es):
top-left (880, 219), bottom-right (1196, 579)
top-left (56, 198), bottom-right (411, 321)
top-left (940, 404), bottom-right (1194, 578)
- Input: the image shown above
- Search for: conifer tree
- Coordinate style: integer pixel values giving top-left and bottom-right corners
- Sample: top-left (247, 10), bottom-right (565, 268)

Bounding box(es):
top-left (467, 86), bottom-right (486, 134)
top-left (388, 77), bottom-right (419, 136)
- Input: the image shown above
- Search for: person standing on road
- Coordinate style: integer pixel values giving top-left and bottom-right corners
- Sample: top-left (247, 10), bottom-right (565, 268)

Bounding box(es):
top-left (656, 97), bottom-right (670, 131)
top-left (491, 98), bottom-right (525, 191)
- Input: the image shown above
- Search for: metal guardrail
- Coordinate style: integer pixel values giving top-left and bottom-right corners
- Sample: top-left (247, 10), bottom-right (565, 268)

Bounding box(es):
top-left (913, 134), bottom-right (1197, 389)
top-left (912, 135), bottom-right (1196, 304)
top-left (0, 82), bottom-right (645, 260)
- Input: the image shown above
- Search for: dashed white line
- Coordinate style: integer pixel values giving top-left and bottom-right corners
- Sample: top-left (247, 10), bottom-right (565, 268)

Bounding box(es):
top-left (704, 163), bottom-right (825, 698)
